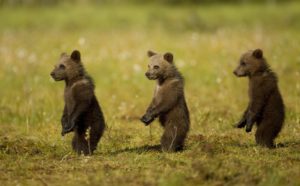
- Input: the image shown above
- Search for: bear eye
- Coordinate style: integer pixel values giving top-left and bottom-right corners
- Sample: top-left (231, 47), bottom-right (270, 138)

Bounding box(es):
top-left (241, 61), bottom-right (246, 66)
top-left (154, 65), bottom-right (160, 69)
top-left (59, 64), bottom-right (65, 69)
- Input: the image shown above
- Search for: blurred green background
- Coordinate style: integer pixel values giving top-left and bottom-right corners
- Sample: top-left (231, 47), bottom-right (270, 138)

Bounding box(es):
top-left (0, 0), bottom-right (299, 186)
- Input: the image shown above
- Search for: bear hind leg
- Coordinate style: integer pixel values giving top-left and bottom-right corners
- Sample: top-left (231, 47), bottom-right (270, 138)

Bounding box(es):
top-left (88, 123), bottom-right (105, 153)
top-left (161, 126), bottom-right (186, 152)
top-left (255, 123), bottom-right (276, 149)
top-left (72, 132), bottom-right (90, 155)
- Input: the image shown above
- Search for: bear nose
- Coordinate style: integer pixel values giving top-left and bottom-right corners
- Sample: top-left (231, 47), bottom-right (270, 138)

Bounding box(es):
top-left (145, 72), bottom-right (150, 77)
top-left (50, 72), bottom-right (55, 76)
top-left (233, 70), bottom-right (237, 76)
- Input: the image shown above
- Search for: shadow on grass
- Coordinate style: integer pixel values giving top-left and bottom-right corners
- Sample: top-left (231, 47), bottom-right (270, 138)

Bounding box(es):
top-left (227, 141), bottom-right (300, 149)
top-left (187, 133), bottom-right (300, 150)
top-left (276, 140), bottom-right (300, 148)
top-left (110, 144), bottom-right (161, 155)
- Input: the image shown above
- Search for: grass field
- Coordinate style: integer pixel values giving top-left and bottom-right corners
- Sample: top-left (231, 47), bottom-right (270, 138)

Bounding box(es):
top-left (0, 2), bottom-right (300, 186)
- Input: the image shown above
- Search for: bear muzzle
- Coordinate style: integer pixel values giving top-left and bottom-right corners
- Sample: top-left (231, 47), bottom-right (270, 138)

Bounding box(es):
top-left (233, 70), bottom-right (246, 77)
top-left (50, 71), bottom-right (64, 81)
top-left (145, 72), bottom-right (158, 80)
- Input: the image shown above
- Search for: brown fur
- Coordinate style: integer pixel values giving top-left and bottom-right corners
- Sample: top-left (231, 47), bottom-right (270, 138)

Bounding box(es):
top-left (50, 50), bottom-right (105, 155)
top-left (141, 51), bottom-right (190, 152)
top-left (233, 49), bottom-right (285, 148)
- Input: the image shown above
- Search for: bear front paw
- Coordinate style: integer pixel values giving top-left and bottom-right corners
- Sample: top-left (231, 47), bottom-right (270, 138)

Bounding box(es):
top-left (234, 122), bottom-right (246, 128)
top-left (245, 126), bottom-right (252, 133)
top-left (61, 127), bottom-right (73, 136)
top-left (61, 121), bottom-right (76, 136)
top-left (140, 114), bottom-right (154, 126)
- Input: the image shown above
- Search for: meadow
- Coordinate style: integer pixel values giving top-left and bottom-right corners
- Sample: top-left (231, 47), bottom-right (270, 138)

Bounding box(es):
top-left (0, 2), bottom-right (300, 186)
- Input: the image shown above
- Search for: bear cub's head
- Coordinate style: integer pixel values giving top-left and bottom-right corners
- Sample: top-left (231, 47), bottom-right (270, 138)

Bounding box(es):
top-left (145, 50), bottom-right (174, 80)
top-left (233, 48), bottom-right (270, 77)
top-left (50, 50), bottom-right (83, 81)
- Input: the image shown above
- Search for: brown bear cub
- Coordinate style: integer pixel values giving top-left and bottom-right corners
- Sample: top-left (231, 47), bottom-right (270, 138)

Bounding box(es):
top-left (233, 49), bottom-right (285, 148)
top-left (141, 51), bottom-right (190, 152)
top-left (50, 50), bottom-right (105, 155)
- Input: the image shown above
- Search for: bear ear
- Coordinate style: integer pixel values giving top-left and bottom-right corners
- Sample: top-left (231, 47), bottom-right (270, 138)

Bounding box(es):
top-left (147, 50), bottom-right (156, 57)
top-left (71, 50), bottom-right (81, 62)
top-left (253, 49), bottom-right (263, 59)
top-left (60, 52), bottom-right (67, 57)
top-left (163, 52), bottom-right (173, 63)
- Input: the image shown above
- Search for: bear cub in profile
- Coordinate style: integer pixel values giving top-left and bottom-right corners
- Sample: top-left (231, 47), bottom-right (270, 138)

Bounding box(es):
top-left (50, 50), bottom-right (105, 155)
top-left (141, 50), bottom-right (190, 152)
top-left (233, 49), bottom-right (285, 148)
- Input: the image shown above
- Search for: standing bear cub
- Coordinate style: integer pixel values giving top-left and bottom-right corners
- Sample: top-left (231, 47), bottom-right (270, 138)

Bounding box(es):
top-left (233, 49), bottom-right (285, 148)
top-left (50, 50), bottom-right (105, 155)
top-left (141, 51), bottom-right (190, 152)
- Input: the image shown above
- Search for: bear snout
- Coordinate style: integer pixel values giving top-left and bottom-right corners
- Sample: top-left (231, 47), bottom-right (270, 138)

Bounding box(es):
top-left (233, 70), bottom-right (238, 76)
top-left (50, 71), bottom-right (62, 81)
top-left (233, 70), bottom-right (244, 77)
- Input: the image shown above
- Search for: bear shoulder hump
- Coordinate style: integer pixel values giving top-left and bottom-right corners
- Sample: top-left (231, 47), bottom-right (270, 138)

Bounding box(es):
top-left (71, 79), bottom-right (93, 99)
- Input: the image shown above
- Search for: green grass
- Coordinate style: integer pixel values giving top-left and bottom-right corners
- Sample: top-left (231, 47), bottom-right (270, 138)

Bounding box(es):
top-left (0, 2), bottom-right (300, 186)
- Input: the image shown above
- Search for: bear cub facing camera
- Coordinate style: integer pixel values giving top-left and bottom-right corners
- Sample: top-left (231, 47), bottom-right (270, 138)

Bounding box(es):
top-left (141, 51), bottom-right (190, 152)
top-left (233, 49), bottom-right (285, 148)
top-left (50, 50), bottom-right (105, 155)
